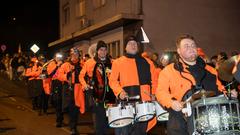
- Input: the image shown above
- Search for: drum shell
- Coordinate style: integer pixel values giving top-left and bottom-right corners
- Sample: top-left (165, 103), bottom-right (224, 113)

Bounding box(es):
top-left (154, 101), bottom-right (169, 121)
top-left (135, 101), bottom-right (155, 122)
top-left (106, 104), bottom-right (135, 128)
top-left (192, 96), bottom-right (240, 134)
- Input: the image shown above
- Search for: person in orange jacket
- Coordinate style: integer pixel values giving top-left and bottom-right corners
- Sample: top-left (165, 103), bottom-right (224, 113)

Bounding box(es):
top-left (25, 56), bottom-right (38, 110)
top-left (109, 35), bottom-right (157, 135)
top-left (25, 55), bottom-right (48, 115)
top-left (57, 49), bottom-right (84, 135)
top-left (79, 40), bottom-right (115, 135)
top-left (37, 55), bottom-right (49, 116)
top-left (46, 53), bottom-right (64, 127)
top-left (156, 34), bottom-right (238, 135)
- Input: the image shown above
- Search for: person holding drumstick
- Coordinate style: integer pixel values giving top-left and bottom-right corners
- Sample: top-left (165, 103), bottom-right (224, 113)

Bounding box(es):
top-left (109, 35), bottom-right (157, 135)
top-left (156, 34), bottom-right (238, 135)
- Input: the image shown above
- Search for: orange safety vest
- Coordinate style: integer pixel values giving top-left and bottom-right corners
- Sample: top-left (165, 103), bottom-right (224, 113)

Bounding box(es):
top-left (109, 55), bottom-right (157, 132)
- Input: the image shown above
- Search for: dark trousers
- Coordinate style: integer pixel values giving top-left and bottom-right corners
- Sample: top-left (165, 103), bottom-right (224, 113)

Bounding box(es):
top-left (52, 80), bottom-right (79, 129)
top-left (92, 102), bottom-right (109, 135)
top-left (52, 80), bottom-right (63, 123)
top-left (35, 80), bottom-right (48, 114)
top-left (114, 121), bottom-right (148, 135)
top-left (39, 90), bottom-right (48, 113)
top-left (67, 100), bottom-right (79, 130)
top-left (54, 96), bottom-right (79, 129)
top-left (167, 109), bottom-right (193, 135)
top-left (32, 96), bottom-right (39, 110)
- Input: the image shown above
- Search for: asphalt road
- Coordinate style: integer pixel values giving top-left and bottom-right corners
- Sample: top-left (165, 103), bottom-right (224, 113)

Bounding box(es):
top-left (0, 73), bottom-right (167, 135)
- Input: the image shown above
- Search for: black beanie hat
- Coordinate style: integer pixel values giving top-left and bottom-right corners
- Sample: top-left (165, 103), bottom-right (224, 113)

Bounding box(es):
top-left (96, 40), bottom-right (107, 51)
top-left (124, 35), bottom-right (138, 45)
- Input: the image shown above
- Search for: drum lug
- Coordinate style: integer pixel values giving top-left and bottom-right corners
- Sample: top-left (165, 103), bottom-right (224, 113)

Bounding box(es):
top-left (182, 102), bottom-right (192, 117)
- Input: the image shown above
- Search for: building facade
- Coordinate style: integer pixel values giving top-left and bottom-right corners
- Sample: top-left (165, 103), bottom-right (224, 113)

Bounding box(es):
top-left (49, 0), bottom-right (240, 58)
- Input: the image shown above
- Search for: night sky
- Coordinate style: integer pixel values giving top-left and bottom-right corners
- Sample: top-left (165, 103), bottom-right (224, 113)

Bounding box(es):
top-left (0, 1), bottom-right (59, 55)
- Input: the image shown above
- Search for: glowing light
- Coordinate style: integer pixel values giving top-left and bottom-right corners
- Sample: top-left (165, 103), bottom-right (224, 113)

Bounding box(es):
top-left (30, 44), bottom-right (40, 53)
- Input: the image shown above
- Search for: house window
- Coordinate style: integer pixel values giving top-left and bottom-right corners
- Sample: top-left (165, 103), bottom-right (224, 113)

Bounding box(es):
top-left (76, 0), bottom-right (85, 17)
top-left (107, 40), bottom-right (120, 58)
top-left (93, 0), bottom-right (106, 9)
top-left (63, 3), bottom-right (70, 25)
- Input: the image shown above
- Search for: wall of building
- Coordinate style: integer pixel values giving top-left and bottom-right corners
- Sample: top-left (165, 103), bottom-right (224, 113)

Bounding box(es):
top-left (142, 0), bottom-right (240, 57)
top-left (59, 0), bottom-right (141, 38)
top-left (87, 0), bottom-right (141, 24)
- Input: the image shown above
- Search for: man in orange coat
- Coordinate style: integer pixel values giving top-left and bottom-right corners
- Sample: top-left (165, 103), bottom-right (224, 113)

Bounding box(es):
top-left (109, 35), bottom-right (157, 135)
top-left (57, 49), bottom-right (84, 135)
top-left (156, 34), bottom-right (238, 135)
top-left (79, 40), bottom-right (115, 135)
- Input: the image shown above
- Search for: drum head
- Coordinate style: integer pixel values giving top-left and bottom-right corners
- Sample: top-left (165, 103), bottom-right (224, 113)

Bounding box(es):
top-left (136, 114), bottom-right (154, 122)
top-left (109, 118), bottom-right (133, 128)
top-left (157, 112), bottom-right (169, 121)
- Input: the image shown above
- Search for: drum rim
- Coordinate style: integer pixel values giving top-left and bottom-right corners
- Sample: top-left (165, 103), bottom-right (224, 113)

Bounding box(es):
top-left (135, 114), bottom-right (155, 122)
top-left (157, 112), bottom-right (169, 121)
top-left (107, 104), bottom-right (134, 108)
top-left (109, 117), bottom-right (134, 128)
top-left (192, 96), bottom-right (238, 107)
top-left (135, 101), bottom-right (154, 104)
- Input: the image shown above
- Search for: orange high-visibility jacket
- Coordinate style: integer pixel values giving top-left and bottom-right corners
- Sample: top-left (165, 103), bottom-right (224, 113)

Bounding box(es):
top-left (25, 64), bottom-right (42, 80)
top-left (25, 67), bottom-right (35, 80)
top-left (79, 58), bottom-right (96, 89)
top-left (42, 78), bottom-right (51, 95)
top-left (156, 63), bottom-right (225, 109)
top-left (152, 67), bottom-right (161, 94)
top-left (57, 61), bottom-right (85, 113)
top-left (47, 60), bottom-right (61, 80)
top-left (109, 55), bottom-right (157, 132)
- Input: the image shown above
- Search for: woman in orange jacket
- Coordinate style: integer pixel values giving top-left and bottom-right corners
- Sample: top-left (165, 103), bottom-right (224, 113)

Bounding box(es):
top-left (109, 36), bottom-right (157, 135)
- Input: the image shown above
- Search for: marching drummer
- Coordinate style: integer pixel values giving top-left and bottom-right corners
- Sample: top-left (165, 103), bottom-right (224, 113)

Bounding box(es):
top-left (109, 35), bottom-right (157, 135)
top-left (79, 40), bottom-right (116, 135)
top-left (156, 34), bottom-right (238, 135)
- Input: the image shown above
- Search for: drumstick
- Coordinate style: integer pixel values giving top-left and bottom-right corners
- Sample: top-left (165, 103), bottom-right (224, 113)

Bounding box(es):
top-left (127, 95), bottom-right (140, 100)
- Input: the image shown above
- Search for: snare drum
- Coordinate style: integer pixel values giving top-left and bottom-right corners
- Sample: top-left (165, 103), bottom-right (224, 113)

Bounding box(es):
top-left (154, 101), bottom-right (169, 121)
top-left (135, 101), bottom-right (155, 122)
top-left (192, 96), bottom-right (240, 135)
top-left (106, 103), bottom-right (135, 128)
